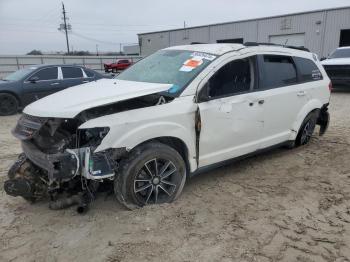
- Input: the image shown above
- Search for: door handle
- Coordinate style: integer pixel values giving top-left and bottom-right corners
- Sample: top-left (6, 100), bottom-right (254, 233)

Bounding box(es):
top-left (258, 100), bottom-right (265, 105)
top-left (50, 82), bottom-right (60, 86)
top-left (297, 91), bottom-right (306, 97)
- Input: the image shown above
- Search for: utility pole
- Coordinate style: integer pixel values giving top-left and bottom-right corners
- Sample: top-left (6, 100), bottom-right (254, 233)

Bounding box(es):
top-left (96, 44), bottom-right (99, 56)
top-left (59, 2), bottom-right (71, 55)
top-left (183, 21), bottom-right (188, 40)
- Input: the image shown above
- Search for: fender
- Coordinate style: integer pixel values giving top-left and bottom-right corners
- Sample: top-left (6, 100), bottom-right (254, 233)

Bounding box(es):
top-left (78, 96), bottom-right (198, 171)
top-left (290, 99), bottom-right (322, 139)
top-left (99, 122), bottom-right (197, 172)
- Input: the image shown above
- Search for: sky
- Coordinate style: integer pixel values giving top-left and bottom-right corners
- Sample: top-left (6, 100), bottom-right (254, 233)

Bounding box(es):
top-left (0, 0), bottom-right (349, 55)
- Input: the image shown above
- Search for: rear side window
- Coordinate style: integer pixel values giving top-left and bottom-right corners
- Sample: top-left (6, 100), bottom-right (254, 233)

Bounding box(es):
top-left (294, 57), bottom-right (323, 82)
top-left (62, 67), bottom-right (83, 79)
top-left (259, 55), bottom-right (297, 89)
top-left (30, 67), bottom-right (58, 81)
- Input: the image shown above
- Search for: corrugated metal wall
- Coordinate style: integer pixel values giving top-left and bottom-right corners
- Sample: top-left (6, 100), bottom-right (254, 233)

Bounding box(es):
top-left (139, 7), bottom-right (350, 57)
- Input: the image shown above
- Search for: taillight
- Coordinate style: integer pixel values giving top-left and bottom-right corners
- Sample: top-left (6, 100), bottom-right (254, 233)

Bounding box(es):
top-left (329, 82), bottom-right (333, 92)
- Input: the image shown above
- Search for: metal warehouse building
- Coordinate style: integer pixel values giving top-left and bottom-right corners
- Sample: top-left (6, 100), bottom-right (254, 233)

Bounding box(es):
top-left (138, 6), bottom-right (350, 57)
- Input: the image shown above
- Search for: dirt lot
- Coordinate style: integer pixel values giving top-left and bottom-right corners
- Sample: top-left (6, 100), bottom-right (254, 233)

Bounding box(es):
top-left (1, 92), bottom-right (350, 262)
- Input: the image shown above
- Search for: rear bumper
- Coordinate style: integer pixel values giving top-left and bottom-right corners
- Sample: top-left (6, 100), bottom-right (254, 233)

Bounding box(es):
top-left (317, 104), bottom-right (330, 136)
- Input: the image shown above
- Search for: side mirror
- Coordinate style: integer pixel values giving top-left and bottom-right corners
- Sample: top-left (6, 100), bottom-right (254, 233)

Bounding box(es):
top-left (28, 76), bottom-right (39, 83)
top-left (197, 82), bottom-right (211, 102)
top-left (320, 57), bottom-right (327, 61)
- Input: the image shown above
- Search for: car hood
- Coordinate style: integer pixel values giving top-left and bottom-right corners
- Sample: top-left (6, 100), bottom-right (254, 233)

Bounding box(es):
top-left (321, 58), bottom-right (350, 66)
top-left (0, 80), bottom-right (18, 90)
top-left (24, 79), bottom-right (172, 118)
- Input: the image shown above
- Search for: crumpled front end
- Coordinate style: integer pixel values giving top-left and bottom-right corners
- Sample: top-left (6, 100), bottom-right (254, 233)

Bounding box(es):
top-left (5, 113), bottom-right (116, 212)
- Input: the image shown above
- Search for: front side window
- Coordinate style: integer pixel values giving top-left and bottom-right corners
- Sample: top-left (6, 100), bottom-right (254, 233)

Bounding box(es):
top-left (62, 67), bottom-right (83, 79)
top-left (30, 67), bottom-right (58, 81)
top-left (117, 50), bottom-right (216, 94)
top-left (208, 58), bottom-right (252, 98)
top-left (294, 57), bottom-right (323, 82)
top-left (259, 55), bottom-right (297, 89)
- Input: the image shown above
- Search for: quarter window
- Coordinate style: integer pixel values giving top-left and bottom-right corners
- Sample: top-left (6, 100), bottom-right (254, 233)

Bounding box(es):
top-left (208, 58), bottom-right (252, 98)
top-left (294, 57), bottom-right (323, 82)
top-left (61, 67), bottom-right (84, 79)
top-left (259, 55), bottom-right (297, 89)
top-left (30, 67), bottom-right (58, 81)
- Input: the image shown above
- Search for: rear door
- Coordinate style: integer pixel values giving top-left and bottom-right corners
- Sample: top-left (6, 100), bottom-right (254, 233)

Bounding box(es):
top-left (22, 66), bottom-right (60, 105)
top-left (60, 66), bottom-right (85, 89)
top-left (255, 54), bottom-right (307, 148)
top-left (293, 56), bottom-right (324, 103)
top-left (198, 56), bottom-right (264, 167)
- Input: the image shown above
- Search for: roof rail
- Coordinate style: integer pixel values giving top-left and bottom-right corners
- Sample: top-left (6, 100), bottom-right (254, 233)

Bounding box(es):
top-left (243, 42), bottom-right (310, 52)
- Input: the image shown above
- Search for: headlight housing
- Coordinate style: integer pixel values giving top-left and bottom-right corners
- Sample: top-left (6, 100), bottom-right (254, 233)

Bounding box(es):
top-left (78, 127), bottom-right (110, 148)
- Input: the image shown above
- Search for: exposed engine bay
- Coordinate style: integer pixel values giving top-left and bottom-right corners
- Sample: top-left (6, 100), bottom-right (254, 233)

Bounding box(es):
top-left (4, 94), bottom-right (172, 213)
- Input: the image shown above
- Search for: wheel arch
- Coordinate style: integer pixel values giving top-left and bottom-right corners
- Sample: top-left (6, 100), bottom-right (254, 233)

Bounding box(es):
top-left (132, 136), bottom-right (192, 175)
top-left (290, 99), bottom-right (322, 139)
top-left (0, 91), bottom-right (21, 107)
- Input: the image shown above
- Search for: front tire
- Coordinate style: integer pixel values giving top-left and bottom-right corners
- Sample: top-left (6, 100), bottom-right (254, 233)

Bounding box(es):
top-left (115, 142), bottom-right (186, 209)
top-left (0, 93), bottom-right (18, 116)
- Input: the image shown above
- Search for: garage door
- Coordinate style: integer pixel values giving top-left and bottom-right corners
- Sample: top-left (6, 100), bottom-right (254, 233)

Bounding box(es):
top-left (269, 33), bottom-right (305, 47)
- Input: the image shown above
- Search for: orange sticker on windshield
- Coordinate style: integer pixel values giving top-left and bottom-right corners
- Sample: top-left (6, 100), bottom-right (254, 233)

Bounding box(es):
top-left (180, 57), bottom-right (203, 72)
top-left (184, 59), bottom-right (202, 68)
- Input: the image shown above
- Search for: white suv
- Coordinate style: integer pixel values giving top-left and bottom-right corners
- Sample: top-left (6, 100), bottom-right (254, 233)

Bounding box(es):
top-left (5, 43), bottom-right (331, 211)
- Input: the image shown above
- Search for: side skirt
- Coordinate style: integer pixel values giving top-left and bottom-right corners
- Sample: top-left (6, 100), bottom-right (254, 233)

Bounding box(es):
top-left (189, 141), bottom-right (290, 178)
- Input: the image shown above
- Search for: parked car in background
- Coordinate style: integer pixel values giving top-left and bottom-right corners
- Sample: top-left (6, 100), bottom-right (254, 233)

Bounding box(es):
top-left (0, 65), bottom-right (105, 116)
top-left (322, 47), bottom-right (350, 88)
top-left (5, 44), bottom-right (330, 212)
top-left (104, 59), bottom-right (132, 73)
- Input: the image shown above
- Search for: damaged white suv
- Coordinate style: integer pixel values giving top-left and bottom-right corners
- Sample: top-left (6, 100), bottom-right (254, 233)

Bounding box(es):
top-left (5, 43), bottom-right (331, 212)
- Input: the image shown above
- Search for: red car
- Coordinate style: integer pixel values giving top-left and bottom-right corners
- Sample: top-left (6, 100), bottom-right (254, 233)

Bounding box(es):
top-left (104, 59), bottom-right (132, 73)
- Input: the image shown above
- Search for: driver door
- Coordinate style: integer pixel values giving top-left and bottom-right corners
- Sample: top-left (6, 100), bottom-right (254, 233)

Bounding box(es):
top-left (22, 66), bottom-right (60, 105)
top-left (197, 56), bottom-right (264, 167)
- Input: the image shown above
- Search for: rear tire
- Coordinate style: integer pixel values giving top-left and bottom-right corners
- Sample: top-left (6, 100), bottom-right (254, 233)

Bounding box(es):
top-left (114, 142), bottom-right (186, 209)
top-left (0, 93), bottom-right (18, 116)
top-left (295, 111), bottom-right (318, 146)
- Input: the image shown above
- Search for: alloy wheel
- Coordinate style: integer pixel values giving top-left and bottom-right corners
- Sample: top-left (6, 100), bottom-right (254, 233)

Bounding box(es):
top-left (133, 158), bottom-right (179, 205)
top-left (300, 119), bottom-right (315, 145)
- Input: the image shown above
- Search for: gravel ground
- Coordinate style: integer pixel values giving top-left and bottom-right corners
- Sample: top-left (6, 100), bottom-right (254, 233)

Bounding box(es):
top-left (1, 92), bottom-right (350, 262)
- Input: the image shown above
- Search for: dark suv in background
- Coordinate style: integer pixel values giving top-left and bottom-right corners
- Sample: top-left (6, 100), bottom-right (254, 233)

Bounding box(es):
top-left (0, 65), bottom-right (105, 116)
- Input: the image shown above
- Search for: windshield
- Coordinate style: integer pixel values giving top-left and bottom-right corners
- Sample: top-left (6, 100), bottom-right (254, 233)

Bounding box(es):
top-left (4, 68), bottom-right (35, 81)
top-left (117, 50), bottom-right (216, 94)
top-left (330, 48), bottom-right (350, 59)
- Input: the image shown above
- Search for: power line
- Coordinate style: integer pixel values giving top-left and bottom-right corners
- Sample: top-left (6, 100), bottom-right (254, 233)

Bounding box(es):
top-left (70, 31), bottom-right (137, 46)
